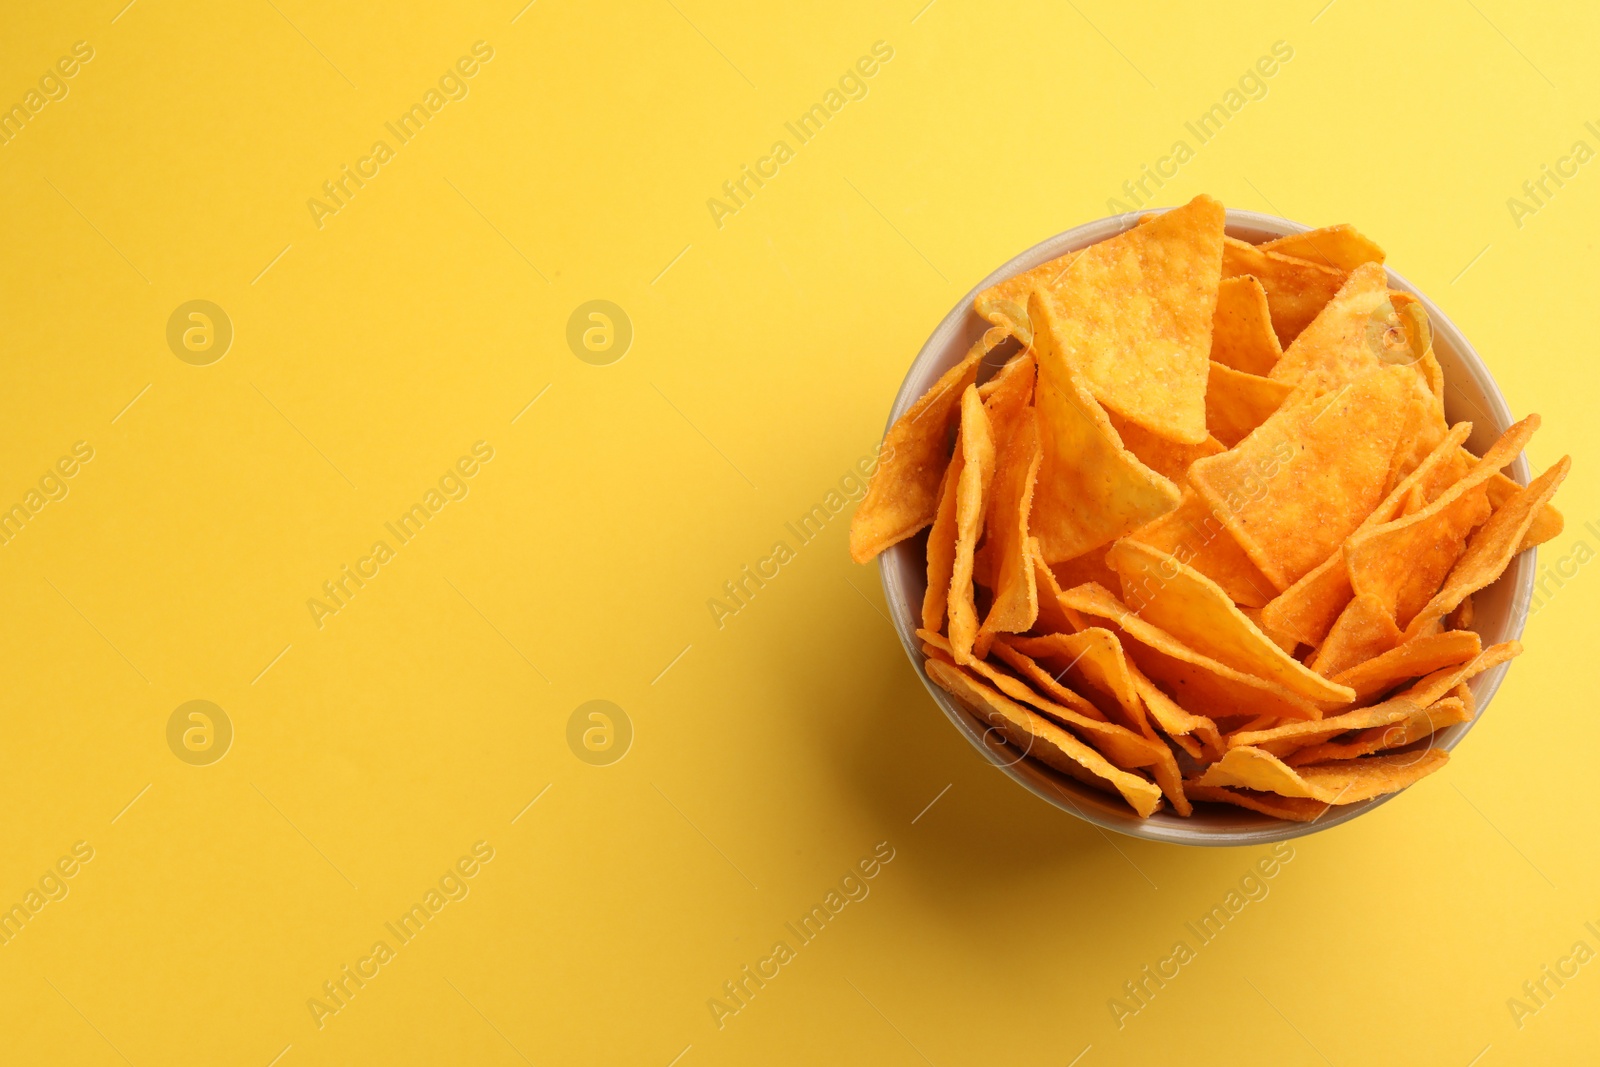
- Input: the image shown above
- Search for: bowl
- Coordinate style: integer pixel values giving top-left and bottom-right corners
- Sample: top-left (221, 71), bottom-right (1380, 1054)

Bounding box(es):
top-left (877, 208), bottom-right (1535, 846)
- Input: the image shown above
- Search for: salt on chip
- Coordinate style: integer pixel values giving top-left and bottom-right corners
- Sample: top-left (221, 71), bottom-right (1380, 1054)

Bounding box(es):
top-left (1190, 364), bottom-right (1410, 591)
top-left (946, 387), bottom-right (996, 664)
top-left (1210, 275), bottom-right (1283, 376)
top-left (1268, 261), bottom-right (1392, 387)
top-left (1329, 629), bottom-right (1481, 704)
top-left (1221, 236), bottom-right (1346, 345)
top-left (1205, 361), bottom-right (1294, 448)
top-left (1285, 696), bottom-right (1469, 766)
top-left (1259, 224), bottom-right (1386, 273)
top-left (1028, 291), bottom-right (1181, 562)
top-left (1125, 490), bottom-right (1277, 608)
top-left (1309, 593), bottom-right (1402, 679)
top-left (1105, 540), bottom-right (1354, 704)
top-left (851, 326), bottom-right (1007, 562)
top-left (976, 195), bottom-right (1224, 443)
top-left (924, 657), bottom-right (1164, 817)
top-left (1405, 456), bottom-right (1571, 640)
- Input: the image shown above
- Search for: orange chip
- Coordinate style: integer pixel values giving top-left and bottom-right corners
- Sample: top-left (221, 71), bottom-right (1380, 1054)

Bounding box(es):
top-left (1005, 630), bottom-right (1145, 727)
top-left (851, 326), bottom-right (1007, 562)
top-left (1029, 540), bottom-right (1076, 636)
top-left (920, 445), bottom-right (963, 633)
top-left (1124, 489), bottom-right (1277, 608)
top-left (1268, 261), bottom-right (1392, 387)
top-left (1105, 540), bottom-right (1354, 705)
top-left (987, 634), bottom-right (1109, 722)
top-left (1406, 455), bottom-right (1571, 639)
top-left (924, 657), bottom-right (1164, 817)
top-left (1196, 745), bottom-right (1447, 803)
top-left (1185, 783), bottom-right (1329, 822)
top-left (946, 387), bottom-right (997, 663)
top-left (1127, 664), bottom-right (1223, 759)
top-left (1259, 224), bottom-right (1385, 273)
top-left (973, 358), bottom-right (1040, 656)
top-left (1028, 291), bottom-right (1181, 562)
top-left (1049, 546), bottom-right (1123, 596)
top-left (1189, 365), bottom-right (1411, 590)
top-left (1397, 641), bottom-right (1521, 708)
top-left (1226, 698), bottom-right (1417, 758)
top-left (1211, 275), bottom-right (1283, 376)
top-left (1329, 629), bottom-right (1481, 704)
top-left (1106, 410), bottom-right (1225, 484)
top-left (1486, 470), bottom-right (1563, 552)
top-left (1309, 593), bottom-right (1402, 679)
top-left (976, 195), bottom-right (1224, 443)
top-left (1285, 696), bottom-right (1470, 766)
top-left (1221, 236), bottom-right (1346, 345)
top-left (1205, 361), bottom-right (1294, 448)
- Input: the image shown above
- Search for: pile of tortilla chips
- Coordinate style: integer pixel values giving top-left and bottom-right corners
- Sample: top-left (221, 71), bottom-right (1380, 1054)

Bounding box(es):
top-left (850, 194), bottom-right (1569, 822)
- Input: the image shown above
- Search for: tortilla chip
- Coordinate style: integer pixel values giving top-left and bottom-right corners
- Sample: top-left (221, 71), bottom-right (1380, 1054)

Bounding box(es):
top-left (1329, 630), bottom-right (1481, 704)
top-left (1398, 641), bottom-right (1521, 707)
top-left (1028, 291), bottom-right (1182, 562)
top-left (987, 635), bottom-right (1110, 722)
top-left (1268, 261), bottom-right (1392, 387)
top-left (921, 445), bottom-right (963, 632)
top-left (973, 360), bottom-right (1040, 657)
top-left (1185, 783), bottom-right (1329, 822)
top-left (1060, 582), bottom-right (1324, 722)
top-left (1346, 416), bottom-right (1538, 629)
top-left (1130, 664), bottom-right (1222, 760)
top-left (1259, 224), bottom-right (1386, 273)
top-left (1226, 698), bottom-right (1418, 758)
top-left (976, 195), bottom-right (1224, 443)
top-left (1210, 275), bottom-right (1283, 376)
top-left (1125, 489), bottom-right (1277, 608)
top-left (1029, 540), bottom-right (1076, 635)
top-left (1285, 696), bottom-right (1469, 766)
top-left (1447, 594), bottom-right (1474, 631)
top-left (1486, 470), bottom-right (1563, 552)
top-left (1197, 745), bottom-right (1447, 803)
top-left (1050, 547), bottom-right (1123, 596)
top-left (1309, 593), bottom-right (1402, 679)
top-left (851, 326), bottom-right (1006, 562)
top-left (924, 657), bottom-right (1164, 817)
top-left (1258, 422), bottom-right (1475, 646)
top-left (1004, 630), bottom-right (1145, 726)
top-left (1206, 361), bottom-right (1295, 448)
top-left (947, 387), bottom-right (997, 663)
top-left (1189, 365), bottom-right (1411, 590)
top-left (1107, 410), bottom-right (1225, 483)
top-left (1106, 540), bottom-right (1354, 704)
top-left (1405, 455), bottom-right (1570, 640)
top-left (1221, 236), bottom-right (1346, 345)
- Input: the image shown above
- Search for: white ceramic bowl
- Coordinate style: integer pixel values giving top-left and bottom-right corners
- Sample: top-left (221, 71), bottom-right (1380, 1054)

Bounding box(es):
top-left (877, 208), bottom-right (1535, 846)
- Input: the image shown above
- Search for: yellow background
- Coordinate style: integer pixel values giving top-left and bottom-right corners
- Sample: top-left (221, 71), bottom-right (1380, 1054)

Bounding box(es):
top-left (1, 1), bottom-right (1595, 1063)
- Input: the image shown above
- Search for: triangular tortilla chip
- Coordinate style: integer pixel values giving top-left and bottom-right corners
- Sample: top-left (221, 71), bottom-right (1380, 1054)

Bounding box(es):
top-left (1268, 261), bottom-right (1392, 386)
top-left (1259, 224), bottom-right (1385, 273)
top-left (1028, 291), bottom-right (1181, 562)
top-left (975, 384), bottom-right (1041, 656)
top-left (1107, 411), bottom-right (1225, 483)
top-left (1405, 455), bottom-right (1570, 639)
top-left (1210, 275), bottom-right (1283, 376)
top-left (851, 326), bottom-right (1007, 562)
top-left (1186, 783), bottom-right (1329, 822)
top-left (1226, 698), bottom-right (1419, 758)
top-left (1221, 236), bottom-right (1346, 345)
top-left (977, 195), bottom-right (1224, 443)
top-left (1309, 593), bottom-right (1402, 679)
top-left (1128, 662), bottom-right (1223, 760)
top-left (1049, 546), bottom-right (1123, 595)
top-left (924, 657), bottom-right (1164, 817)
top-left (1106, 540), bottom-right (1354, 704)
top-left (1285, 696), bottom-right (1469, 766)
top-left (920, 443), bottom-right (963, 632)
top-left (1189, 365), bottom-right (1411, 590)
top-left (1486, 469), bottom-right (1563, 552)
top-left (986, 635), bottom-right (1109, 721)
top-left (1206, 360), bottom-right (1294, 448)
top-left (1329, 629), bottom-right (1481, 704)
top-left (1124, 489), bottom-right (1277, 608)
top-left (1396, 641), bottom-right (1521, 708)
top-left (1196, 745), bottom-right (1447, 803)
top-left (947, 386), bottom-right (996, 664)
top-left (1029, 540), bottom-right (1076, 636)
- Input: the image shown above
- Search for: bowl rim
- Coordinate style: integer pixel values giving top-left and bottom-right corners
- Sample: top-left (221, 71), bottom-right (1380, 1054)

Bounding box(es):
top-left (876, 206), bottom-right (1536, 847)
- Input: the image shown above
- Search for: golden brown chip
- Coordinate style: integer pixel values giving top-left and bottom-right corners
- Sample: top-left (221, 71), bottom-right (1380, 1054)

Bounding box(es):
top-left (1106, 540), bottom-right (1354, 705)
top-left (1329, 630), bottom-right (1481, 704)
top-left (1398, 641), bottom-right (1521, 707)
top-left (987, 634), bottom-right (1109, 721)
top-left (1259, 224), bottom-right (1386, 273)
top-left (947, 387), bottom-right (996, 664)
top-left (1196, 745), bottom-right (1447, 803)
top-left (1211, 275), bottom-right (1283, 376)
top-left (1309, 593), bottom-right (1402, 679)
top-left (1189, 365), bottom-right (1411, 591)
top-left (851, 326), bottom-right (1007, 562)
top-left (1124, 489), bottom-right (1277, 608)
top-left (924, 657), bottom-right (1164, 817)
top-left (1226, 699), bottom-right (1417, 758)
top-left (1405, 456), bottom-right (1571, 640)
top-left (1049, 546), bottom-right (1123, 596)
top-left (1028, 291), bottom-right (1181, 562)
top-left (1221, 237), bottom-right (1346, 345)
top-left (1486, 470), bottom-right (1563, 552)
top-left (1185, 783), bottom-right (1329, 822)
top-left (1267, 262), bottom-right (1393, 387)
top-left (976, 195), bottom-right (1224, 443)
top-left (1285, 696), bottom-right (1469, 766)
top-left (1029, 540), bottom-right (1076, 636)
top-left (1106, 411), bottom-right (1225, 484)
top-left (973, 358), bottom-right (1040, 656)
top-left (921, 444), bottom-right (963, 632)
top-left (1205, 361), bottom-right (1294, 448)
top-left (1005, 630), bottom-right (1144, 725)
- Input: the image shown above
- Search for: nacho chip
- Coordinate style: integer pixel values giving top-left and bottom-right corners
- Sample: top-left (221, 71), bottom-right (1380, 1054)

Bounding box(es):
top-left (921, 445), bottom-right (963, 632)
top-left (1125, 489), bottom-right (1277, 608)
top-left (1221, 236), bottom-right (1346, 345)
top-left (1185, 783), bottom-right (1329, 822)
top-left (987, 634), bottom-right (1109, 722)
top-left (1105, 540), bottom-right (1354, 704)
top-left (946, 387), bottom-right (996, 663)
top-left (1049, 547), bottom-right (1123, 596)
top-left (1259, 224), bottom-right (1386, 273)
top-left (1005, 630), bottom-right (1144, 727)
top-left (1210, 275), bottom-right (1283, 376)
top-left (973, 358), bottom-right (1040, 656)
top-left (1197, 745), bottom-right (1447, 803)
top-left (1398, 641), bottom-right (1521, 707)
top-left (1205, 361), bottom-right (1295, 448)
top-left (1285, 696), bottom-right (1469, 766)
top-left (1189, 364), bottom-right (1410, 590)
top-left (1129, 664), bottom-right (1223, 760)
top-left (1029, 540), bottom-right (1076, 636)
top-left (924, 657), bottom-right (1164, 817)
top-left (976, 195), bottom-right (1224, 443)
top-left (851, 326), bottom-right (1007, 562)
top-left (1309, 593), bottom-right (1402, 679)
top-left (1486, 470), bottom-right (1563, 552)
top-left (1028, 291), bottom-right (1182, 562)
top-left (1226, 698), bottom-right (1418, 758)
top-left (1268, 261), bottom-right (1392, 387)
top-left (1107, 411), bottom-right (1225, 483)
top-left (1329, 629), bottom-right (1481, 704)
